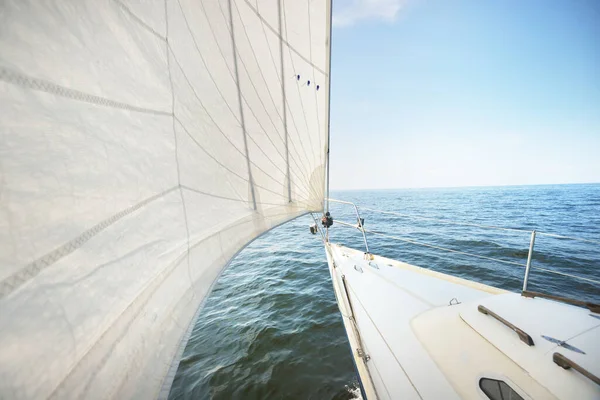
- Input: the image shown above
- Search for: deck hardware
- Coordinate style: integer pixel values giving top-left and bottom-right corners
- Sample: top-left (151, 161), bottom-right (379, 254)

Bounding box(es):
top-left (368, 261), bottom-right (379, 269)
top-left (354, 265), bottom-right (363, 273)
top-left (522, 230), bottom-right (536, 291)
top-left (541, 335), bottom-right (585, 354)
top-left (327, 199), bottom-right (370, 253)
top-left (448, 298), bottom-right (461, 306)
top-left (478, 305), bottom-right (534, 346)
top-left (357, 348), bottom-right (371, 362)
top-left (321, 212), bottom-right (333, 228)
top-left (553, 353), bottom-right (600, 386)
top-left (522, 290), bottom-right (600, 313)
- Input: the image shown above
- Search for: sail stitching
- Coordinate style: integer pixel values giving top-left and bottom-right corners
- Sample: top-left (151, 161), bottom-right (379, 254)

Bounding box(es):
top-left (180, 185), bottom-right (306, 206)
top-left (174, 115), bottom-right (307, 202)
top-left (0, 186), bottom-right (180, 299)
top-left (113, 0), bottom-right (166, 41)
top-left (252, 0), bottom-right (323, 201)
top-left (228, 0), bottom-right (316, 187)
top-left (167, 46), bottom-right (308, 200)
top-left (241, 0), bottom-right (328, 76)
top-left (306, 1), bottom-right (325, 178)
top-left (0, 182), bottom-right (300, 302)
top-left (164, 0), bottom-right (196, 330)
top-left (0, 67), bottom-right (171, 117)
top-left (174, 0), bottom-right (313, 200)
top-left (231, 0), bottom-right (321, 200)
top-left (227, 0), bottom-right (256, 210)
top-left (281, 1), bottom-right (318, 168)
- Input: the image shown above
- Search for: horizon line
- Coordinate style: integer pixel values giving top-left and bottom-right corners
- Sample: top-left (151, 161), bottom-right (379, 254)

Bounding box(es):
top-left (329, 181), bottom-right (600, 191)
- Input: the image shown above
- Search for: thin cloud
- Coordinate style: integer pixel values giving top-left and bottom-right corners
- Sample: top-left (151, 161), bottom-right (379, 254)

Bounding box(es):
top-left (333, 0), bottom-right (405, 27)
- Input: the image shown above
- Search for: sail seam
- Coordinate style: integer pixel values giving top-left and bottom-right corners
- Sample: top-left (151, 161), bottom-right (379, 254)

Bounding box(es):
top-left (277, 0), bottom-right (292, 202)
top-left (232, 0), bottom-right (319, 200)
top-left (173, 0), bottom-right (313, 199)
top-left (251, 0), bottom-right (322, 199)
top-left (227, 0), bottom-right (256, 210)
top-left (113, 0), bottom-right (166, 41)
top-left (227, 0), bottom-right (311, 172)
top-left (250, 0), bottom-right (320, 199)
top-left (281, 1), bottom-right (318, 169)
top-left (0, 67), bottom-right (172, 116)
top-left (0, 186), bottom-right (180, 299)
top-left (0, 181), bottom-right (302, 302)
top-left (174, 117), bottom-right (307, 202)
top-left (181, 185), bottom-right (303, 206)
top-left (241, 0), bottom-right (328, 76)
top-left (307, 0), bottom-right (325, 198)
top-left (164, 0), bottom-right (196, 338)
top-left (167, 46), bottom-right (298, 198)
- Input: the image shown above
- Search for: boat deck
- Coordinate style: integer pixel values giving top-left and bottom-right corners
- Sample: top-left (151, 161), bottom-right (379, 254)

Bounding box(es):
top-left (326, 243), bottom-right (600, 400)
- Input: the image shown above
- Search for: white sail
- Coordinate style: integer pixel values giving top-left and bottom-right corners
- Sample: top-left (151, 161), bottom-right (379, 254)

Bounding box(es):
top-left (0, 0), bottom-right (331, 398)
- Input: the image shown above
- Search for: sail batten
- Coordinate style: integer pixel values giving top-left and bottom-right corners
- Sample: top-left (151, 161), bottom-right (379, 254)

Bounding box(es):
top-left (0, 0), bottom-right (330, 397)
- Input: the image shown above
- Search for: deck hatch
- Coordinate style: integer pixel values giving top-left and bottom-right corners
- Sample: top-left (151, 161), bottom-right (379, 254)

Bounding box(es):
top-left (479, 378), bottom-right (525, 400)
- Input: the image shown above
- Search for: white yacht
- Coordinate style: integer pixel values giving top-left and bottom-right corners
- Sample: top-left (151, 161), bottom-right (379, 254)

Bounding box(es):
top-left (316, 201), bottom-right (600, 399)
top-left (0, 0), bottom-right (597, 399)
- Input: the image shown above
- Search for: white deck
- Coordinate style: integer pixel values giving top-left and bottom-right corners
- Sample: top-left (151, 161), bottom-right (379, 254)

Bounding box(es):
top-left (326, 243), bottom-right (600, 400)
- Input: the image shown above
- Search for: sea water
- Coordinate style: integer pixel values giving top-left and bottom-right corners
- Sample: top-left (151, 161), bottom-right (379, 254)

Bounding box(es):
top-left (169, 184), bottom-right (600, 399)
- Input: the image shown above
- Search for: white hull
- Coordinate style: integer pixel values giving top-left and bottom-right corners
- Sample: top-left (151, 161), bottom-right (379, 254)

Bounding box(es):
top-left (325, 243), bottom-right (600, 400)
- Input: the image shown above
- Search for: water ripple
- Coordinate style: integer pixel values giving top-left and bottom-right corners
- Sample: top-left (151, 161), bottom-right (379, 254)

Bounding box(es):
top-left (170, 184), bottom-right (599, 399)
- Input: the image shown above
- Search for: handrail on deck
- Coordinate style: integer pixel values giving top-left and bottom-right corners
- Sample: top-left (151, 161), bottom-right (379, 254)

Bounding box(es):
top-left (328, 199), bottom-right (370, 254)
top-left (478, 305), bottom-right (534, 346)
top-left (326, 198), bottom-right (600, 289)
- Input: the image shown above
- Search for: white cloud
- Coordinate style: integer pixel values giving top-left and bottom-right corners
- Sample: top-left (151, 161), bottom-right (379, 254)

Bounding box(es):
top-left (333, 0), bottom-right (405, 27)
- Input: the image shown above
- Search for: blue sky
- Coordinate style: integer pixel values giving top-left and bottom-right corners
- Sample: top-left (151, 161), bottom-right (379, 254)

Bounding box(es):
top-left (329, 0), bottom-right (600, 189)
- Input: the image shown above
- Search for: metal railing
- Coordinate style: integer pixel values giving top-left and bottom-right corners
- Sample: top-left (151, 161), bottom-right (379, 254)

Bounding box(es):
top-left (327, 198), bottom-right (600, 290)
top-left (328, 199), bottom-right (370, 254)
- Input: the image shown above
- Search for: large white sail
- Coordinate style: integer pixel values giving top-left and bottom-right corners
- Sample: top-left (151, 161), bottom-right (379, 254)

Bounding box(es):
top-left (0, 0), bottom-right (331, 398)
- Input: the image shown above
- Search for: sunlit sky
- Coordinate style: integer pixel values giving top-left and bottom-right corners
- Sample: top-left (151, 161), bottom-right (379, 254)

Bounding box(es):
top-left (328, 0), bottom-right (600, 189)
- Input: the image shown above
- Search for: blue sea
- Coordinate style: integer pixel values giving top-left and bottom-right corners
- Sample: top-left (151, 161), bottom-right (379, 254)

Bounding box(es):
top-left (168, 184), bottom-right (600, 399)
